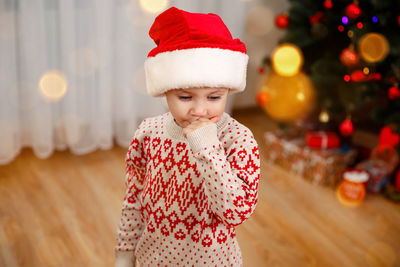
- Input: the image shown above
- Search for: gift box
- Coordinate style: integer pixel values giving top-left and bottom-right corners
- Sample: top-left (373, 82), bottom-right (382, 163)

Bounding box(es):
top-left (264, 130), bottom-right (358, 187)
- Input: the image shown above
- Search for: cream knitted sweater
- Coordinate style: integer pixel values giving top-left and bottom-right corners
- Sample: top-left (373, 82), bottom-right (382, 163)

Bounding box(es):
top-left (115, 112), bottom-right (260, 267)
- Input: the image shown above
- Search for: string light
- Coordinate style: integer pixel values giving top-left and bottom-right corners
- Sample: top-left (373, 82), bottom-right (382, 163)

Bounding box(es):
top-left (357, 22), bottom-right (363, 29)
top-left (372, 16), bottom-right (378, 23)
top-left (319, 109), bottom-right (330, 123)
top-left (342, 16), bottom-right (349, 24)
top-left (348, 30), bottom-right (354, 38)
top-left (363, 67), bottom-right (370, 75)
top-left (344, 75), bottom-right (351, 82)
top-left (338, 25), bottom-right (345, 32)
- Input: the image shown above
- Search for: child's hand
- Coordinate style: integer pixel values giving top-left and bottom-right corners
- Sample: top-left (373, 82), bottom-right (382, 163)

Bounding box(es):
top-left (183, 116), bottom-right (219, 138)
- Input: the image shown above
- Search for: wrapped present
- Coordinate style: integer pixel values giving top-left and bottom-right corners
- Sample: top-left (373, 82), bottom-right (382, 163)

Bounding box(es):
top-left (306, 131), bottom-right (340, 149)
top-left (264, 130), bottom-right (357, 187)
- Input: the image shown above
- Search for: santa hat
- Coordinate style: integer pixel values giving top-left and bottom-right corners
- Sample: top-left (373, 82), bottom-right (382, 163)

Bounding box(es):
top-left (144, 7), bottom-right (249, 97)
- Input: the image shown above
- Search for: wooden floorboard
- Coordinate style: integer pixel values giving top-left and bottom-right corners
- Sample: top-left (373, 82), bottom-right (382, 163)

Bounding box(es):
top-left (0, 108), bottom-right (399, 267)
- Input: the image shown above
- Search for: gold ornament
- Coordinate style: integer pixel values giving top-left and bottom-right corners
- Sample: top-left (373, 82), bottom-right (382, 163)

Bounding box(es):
top-left (358, 33), bottom-right (389, 63)
top-left (319, 109), bottom-right (330, 123)
top-left (271, 43), bottom-right (303, 77)
top-left (261, 71), bottom-right (315, 122)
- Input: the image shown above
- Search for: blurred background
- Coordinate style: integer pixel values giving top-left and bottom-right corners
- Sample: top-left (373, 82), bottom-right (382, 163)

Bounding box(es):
top-left (0, 0), bottom-right (287, 165)
top-left (1, 0), bottom-right (400, 266)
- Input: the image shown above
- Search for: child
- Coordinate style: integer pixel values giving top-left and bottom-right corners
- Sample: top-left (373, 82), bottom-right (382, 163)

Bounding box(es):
top-left (115, 7), bottom-right (260, 267)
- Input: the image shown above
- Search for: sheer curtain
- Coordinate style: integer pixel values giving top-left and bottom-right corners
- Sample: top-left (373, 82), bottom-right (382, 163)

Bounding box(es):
top-left (0, 0), bottom-right (249, 165)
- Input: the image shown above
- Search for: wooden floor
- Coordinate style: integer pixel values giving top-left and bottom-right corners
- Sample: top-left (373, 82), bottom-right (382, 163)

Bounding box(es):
top-left (0, 108), bottom-right (399, 267)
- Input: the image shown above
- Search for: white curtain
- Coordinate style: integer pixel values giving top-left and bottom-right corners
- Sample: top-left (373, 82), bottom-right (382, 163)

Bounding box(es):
top-left (0, 0), bottom-right (249, 165)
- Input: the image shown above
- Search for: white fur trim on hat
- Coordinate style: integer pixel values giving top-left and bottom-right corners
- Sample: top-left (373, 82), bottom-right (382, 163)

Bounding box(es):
top-left (144, 48), bottom-right (249, 97)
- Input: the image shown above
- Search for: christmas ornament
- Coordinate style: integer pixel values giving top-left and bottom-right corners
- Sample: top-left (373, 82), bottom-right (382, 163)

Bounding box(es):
top-left (350, 70), bottom-right (367, 82)
top-left (388, 86), bottom-right (400, 100)
top-left (261, 71), bottom-right (315, 122)
top-left (345, 3), bottom-right (362, 20)
top-left (340, 118), bottom-right (354, 136)
top-left (256, 91), bottom-right (269, 106)
top-left (275, 14), bottom-right (289, 29)
top-left (319, 109), bottom-right (330, 123)
top-left (271, 43), bottom-right (303, 77)
top-left (358, 33), bottom-right (389, 63)
top-left (337, 169), bottom-right (369, 207)
top-left (324, 0), bottom-right (333, 9)
top-left (340, 48), bottom-right (359, 67)
top-left (309, 11), bottom-right (324, 25)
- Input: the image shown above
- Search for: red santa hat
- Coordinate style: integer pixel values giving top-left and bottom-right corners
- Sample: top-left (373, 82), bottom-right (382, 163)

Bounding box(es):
top-left (144, 7), bottom-right (249, 97)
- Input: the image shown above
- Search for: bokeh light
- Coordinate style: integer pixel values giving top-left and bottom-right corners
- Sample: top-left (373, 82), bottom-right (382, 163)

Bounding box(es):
top-left (139, 0), bottom-right (168, 14)
top-left (38, 71), bottom-right (68, 102)
top-left (338, 25), bottom-right (344, 32)
top-left (342, 16), bottom-right (349, 24)
top-left (271, 43), bottom-right (303, 77)
top-left (358, 32), bottom-right (389, 63)
top-left (357, 22), bottom-right (363, 29)
top-left (372, 16), bottom-right (378, 23)
top-left (261, 71), bottom-right (315, 122)
top-left (319, 110), bottom-right (330, 123)
top-left (246, 6), bottom-right (274, 36)
top-left (348, 30), bottom-right (354, 38)
top-left (363, 67), bottom-right (370, 75)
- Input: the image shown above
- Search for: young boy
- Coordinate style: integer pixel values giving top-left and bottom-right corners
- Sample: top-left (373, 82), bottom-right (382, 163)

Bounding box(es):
top-left (115, 7), bottom-right (260, 267)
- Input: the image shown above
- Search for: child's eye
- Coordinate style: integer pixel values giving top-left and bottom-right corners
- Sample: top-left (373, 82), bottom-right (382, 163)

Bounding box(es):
top-left (208, 96), bottom-right (221, 100)
top-left (178, 95), bottom-right (191, 100)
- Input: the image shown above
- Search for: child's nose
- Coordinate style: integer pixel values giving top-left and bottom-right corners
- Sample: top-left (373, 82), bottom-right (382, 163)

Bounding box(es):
top-left (190, 104), bottom-right (207, 117)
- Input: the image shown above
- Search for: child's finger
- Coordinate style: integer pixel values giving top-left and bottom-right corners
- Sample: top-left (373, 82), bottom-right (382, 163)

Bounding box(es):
top-left (210, 116), bottom-right (219, 122)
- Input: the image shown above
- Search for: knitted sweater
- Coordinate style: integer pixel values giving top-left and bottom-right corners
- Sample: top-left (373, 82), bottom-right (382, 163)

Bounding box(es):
top-left (115, 111), bottom-right (260, 267)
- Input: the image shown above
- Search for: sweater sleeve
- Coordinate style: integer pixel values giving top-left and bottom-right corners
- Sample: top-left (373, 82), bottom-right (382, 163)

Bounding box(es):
top-left (186, 123), bottom-right (260, 226)
top-left (115, 122), bottom-right (147, 267)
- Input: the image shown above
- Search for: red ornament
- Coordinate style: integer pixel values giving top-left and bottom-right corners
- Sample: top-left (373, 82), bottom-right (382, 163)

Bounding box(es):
top-left (367, 73), bottom-right (382, 82)
top-left (275, 14), bottom-right (289, 29)
top-left (257, 66), bottom-right (265, 74)
top-left (324, 0), bottom-right (333, 9)
top-left (345, 3), bottom-right (362, 20)
top-left (350, 70), bottom-right (367, 82)
top-left (309, 11), bottom-right (324, 25)
top-left (256, 91), bottom-right (269, 106)
top-left (340, 118), bottom-right (354, 136)
top-left (340, 48), bottom-right (359, 67)
top-left (389, 86), bottom-right (400, 100)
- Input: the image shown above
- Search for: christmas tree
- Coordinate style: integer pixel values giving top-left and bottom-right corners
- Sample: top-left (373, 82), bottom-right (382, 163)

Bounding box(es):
top-left (258, 0), bottom-right (400, 138)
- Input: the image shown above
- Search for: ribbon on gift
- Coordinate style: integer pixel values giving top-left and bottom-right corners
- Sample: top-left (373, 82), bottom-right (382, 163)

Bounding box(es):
top-left (306, 131), bottom-right (340, 149)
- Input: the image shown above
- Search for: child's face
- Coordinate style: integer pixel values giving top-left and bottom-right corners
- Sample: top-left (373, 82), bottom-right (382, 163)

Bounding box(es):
top-left (165, 87), bottom-right (229, 127)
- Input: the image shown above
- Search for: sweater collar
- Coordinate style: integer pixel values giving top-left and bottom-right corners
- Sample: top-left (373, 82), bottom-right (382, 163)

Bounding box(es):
top-left (165, 111), bottom-right (230, 140)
